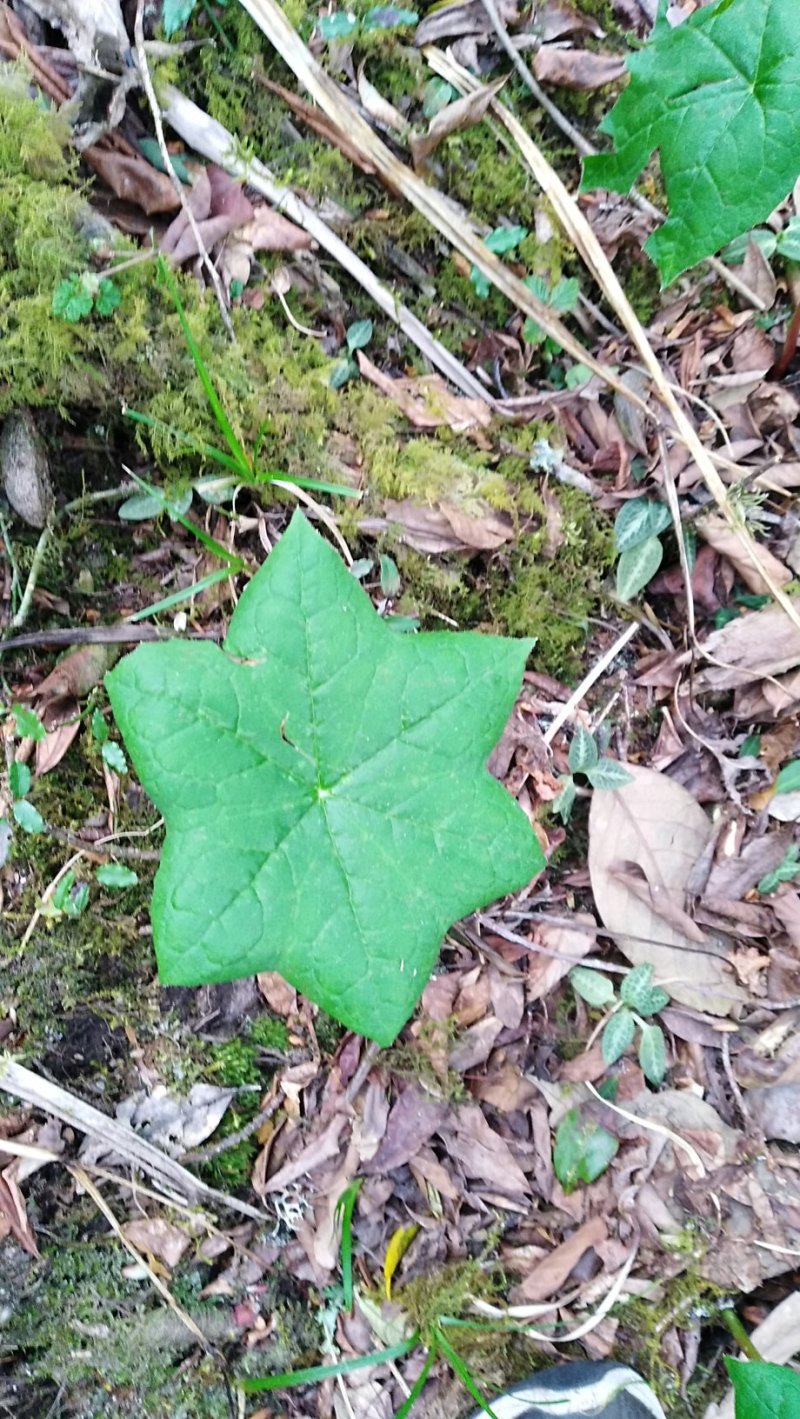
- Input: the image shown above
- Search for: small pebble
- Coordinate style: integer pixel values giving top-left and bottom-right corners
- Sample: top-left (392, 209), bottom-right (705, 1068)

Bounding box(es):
top-left (0, 409), bottom-right (54, 528)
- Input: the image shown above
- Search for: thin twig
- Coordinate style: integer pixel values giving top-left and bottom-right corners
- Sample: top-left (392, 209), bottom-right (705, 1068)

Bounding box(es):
top-left (542, 622), bottom-right (639, 746)
top-left (0, 625), bottom-right (220, 654)
top-left (132, 0), bottom-right (234, 340)
top-left (183, 1091), bottom-right (282, 1164)
top-left (342, 1039), bottom-right (382, 1109)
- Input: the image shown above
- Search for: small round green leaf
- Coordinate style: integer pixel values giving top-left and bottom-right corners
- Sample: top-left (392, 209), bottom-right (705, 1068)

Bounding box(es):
top-left (101, 741), bottom-right (128, 774)
top-left (10, 704), bottom-right (46, 742)
top-left (12, 799), bottom-right (44, 834)
top-left (616, 535), bottom-right (663, 601)
top-left (639, 1022), bottom-right (667, 1085)
top-left (96, 863), bottom-right (139, 889)
top-left (602, 1007), bottom-right (636, 1065)
top-left (9, 761), bottom-right (31, 799)
top-left (570, 966), bottom-right (616, 1008)
top-left (318, 10), bottom-right (358, 38)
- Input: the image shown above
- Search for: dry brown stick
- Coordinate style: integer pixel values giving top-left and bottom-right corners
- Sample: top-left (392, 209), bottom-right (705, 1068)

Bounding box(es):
top-left (0, 1057), bottom-right (270, 1223)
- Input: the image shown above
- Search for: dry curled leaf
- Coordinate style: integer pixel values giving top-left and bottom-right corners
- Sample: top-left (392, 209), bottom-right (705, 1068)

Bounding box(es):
top-left (533, 45), bottom-right (627, 91)
top-left (410, 77), bottom-right (506, 168)
top-left (588, 765), bottom-right (748, 1016)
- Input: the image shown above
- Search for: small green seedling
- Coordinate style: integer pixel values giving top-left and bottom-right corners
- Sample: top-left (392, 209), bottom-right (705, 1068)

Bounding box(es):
top-left (470, 225), bottom-right (528, 299)
top-left (4, 705), bottom-right (46, 836)
top-left (613, 497), bottom-right (673, 602)
top-left (52, 272), bottom-right (121, 323)
top-left (726, 1357), bottom-right (800, 1419)
top-left (570, 963), bottom-right (670, 1086)
top-left (242, 1180), bottom-right (500, 1416)
top-left (553, 726), bottom-right (632, 822)
top-left (330, 318), bottom-right (374, 389)
top-left (41, 869), bottom-right (89, 922)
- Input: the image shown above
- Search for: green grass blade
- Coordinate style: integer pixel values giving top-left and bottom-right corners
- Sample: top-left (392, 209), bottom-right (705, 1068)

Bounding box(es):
top-left (240, 1337), bottom-right (417, 1393)
top-left (127, 568), bottom-right (232, 623)
top-left (157, 257), bottom-right (251, 476)
top-left (334, 1179), bottom-right (362, 1311)
top-left (124, 407), bottom-right (247, 478)
top-left (434, 1327), bottom-right (500, 1419)
top-left (395, 1344), bottom-right (437, 1419)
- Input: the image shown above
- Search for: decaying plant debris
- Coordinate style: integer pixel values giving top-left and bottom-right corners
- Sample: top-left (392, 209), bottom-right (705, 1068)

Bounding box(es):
top-left (3, 0), bottom-right (800, 1415)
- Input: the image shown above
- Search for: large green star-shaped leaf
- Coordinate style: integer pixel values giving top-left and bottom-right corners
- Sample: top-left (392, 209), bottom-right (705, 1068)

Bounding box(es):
top-left (581, 0), bottom-right (800, 284)
top-left (106, 513), bottom-right (542, 1043)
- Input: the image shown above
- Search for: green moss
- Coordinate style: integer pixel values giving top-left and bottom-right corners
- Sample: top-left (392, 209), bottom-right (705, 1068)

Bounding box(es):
top-left (496, 486), bottom-right (615, 677)
top-left (6, 1225), bottom-right (233, 1416)
top-left (614, 1265), bottom-right (731, 1414)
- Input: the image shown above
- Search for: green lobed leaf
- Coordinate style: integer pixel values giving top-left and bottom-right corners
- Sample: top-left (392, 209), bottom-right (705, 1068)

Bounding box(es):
top-left (52, 275), bottom-right (93, 322)
top-left (107, 513), bottom-right (543, 1044)
top-left (586, 758), bottom-right (634, 792)
top-left (602, 1007), bottom-right (636, 1065)
top-left (569, 966), bottom-right (616, 1008)
top-left (726, 1358), bottom-right (800, 1419)
top-left (554, 1109), bottom-right (619, 1193)
top-left (361, 5), bottom-right (418, 28)
top-left (614, 498), bottom-right (672, 554)
top-left (95, 278), bottom-right (121, 317)
top-left (581, 0), bottom-right (800, 284)
top-left (616, 535), bottom-right (663, 601)
top-left (484, 225), bottom-right (528, 256)
top-left (568, 726), bottom-right (599, 775)
top-left (638, 1022), bottom-right (667, 1085)
top-left (101, 741), bottom-right (127, 774)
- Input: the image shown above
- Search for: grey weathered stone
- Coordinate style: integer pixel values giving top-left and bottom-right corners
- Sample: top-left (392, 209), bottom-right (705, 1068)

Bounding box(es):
top-left (0, 409), bottom-right (54, 528)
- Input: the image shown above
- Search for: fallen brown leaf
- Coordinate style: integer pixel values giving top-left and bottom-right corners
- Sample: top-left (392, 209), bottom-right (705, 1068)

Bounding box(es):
top-left (588, 765), bottom-right (748, 1016)
top-left (356, 353), bottom-right (491, 433)
top-left (533, 45), bottom-right (626, 90)
top-left (511, 1215), bottom-right (607, 1302)
top-left (410, 77), bottom-right (506, 168)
